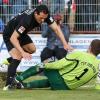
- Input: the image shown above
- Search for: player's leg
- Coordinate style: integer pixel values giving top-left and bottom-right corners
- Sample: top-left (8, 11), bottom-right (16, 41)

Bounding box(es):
top-left (12, 34), bottom-right (38, 87)
top-left (3, 34), bottom-right (35, 90)
top-left (15, 64), bottom-right (44, 82)
top-left (12, 34), bottom-right (46, 89)
top-left (44, 69), bottom-right (69, 90)
top-left (55, 47), bottom-right (67, 60)
top-left (20, 34), bottom-right (36, 54)
top-left (23, 79), bottom-right (50, 89)
top-left (40, 47), bottom-right (54, 63)
top-left (3, 49), bottom-right (22, 90)
top-left (2, 28), bottom-right (23, 90)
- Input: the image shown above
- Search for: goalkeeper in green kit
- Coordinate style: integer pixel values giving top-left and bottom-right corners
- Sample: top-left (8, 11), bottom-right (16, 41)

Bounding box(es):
top-left (3, 39), bottom-right (100, 90)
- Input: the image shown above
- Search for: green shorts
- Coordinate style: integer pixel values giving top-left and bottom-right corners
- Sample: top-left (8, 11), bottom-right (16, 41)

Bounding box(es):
top-left (44, 69), bottom-right (70, 90)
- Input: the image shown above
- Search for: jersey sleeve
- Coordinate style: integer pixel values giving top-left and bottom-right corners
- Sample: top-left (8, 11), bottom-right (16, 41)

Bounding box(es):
top-left (45, 14), bottom-right (54, 25)
top-left (15, 15), bottom-right (31, 35)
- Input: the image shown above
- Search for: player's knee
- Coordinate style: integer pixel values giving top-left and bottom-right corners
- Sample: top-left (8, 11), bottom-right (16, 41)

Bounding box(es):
top-left (29, 47), bottom-right (36, 54)
top-left (10, 53), bottom-right (22, 60)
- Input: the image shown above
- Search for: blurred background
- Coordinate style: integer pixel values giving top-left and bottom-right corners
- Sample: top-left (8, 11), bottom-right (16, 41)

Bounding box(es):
top-left (0, 0), bottom-right (99, 34)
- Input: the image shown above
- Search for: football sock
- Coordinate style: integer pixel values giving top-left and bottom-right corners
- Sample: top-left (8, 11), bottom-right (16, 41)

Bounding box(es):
top-left (7, 57), bottom-right (13, 64)
top-left (6, 59), bottom-right (21, 86)
top-left (23, 79), bottom-right (50, 88)
top-left (16, 65), bottom-right (44, 82)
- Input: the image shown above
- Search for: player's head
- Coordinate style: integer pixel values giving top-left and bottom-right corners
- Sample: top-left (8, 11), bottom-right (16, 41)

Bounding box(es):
top-left (89, 39), bottom-right (100, 56)
top-left (34, 5), bottom-right (49, 24)
top-left (35, 5), bottom-right (49, 15)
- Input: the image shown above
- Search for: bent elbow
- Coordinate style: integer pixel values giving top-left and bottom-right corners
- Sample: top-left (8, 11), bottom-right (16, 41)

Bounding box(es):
top-left (10, 35), bottom-right (17, 43)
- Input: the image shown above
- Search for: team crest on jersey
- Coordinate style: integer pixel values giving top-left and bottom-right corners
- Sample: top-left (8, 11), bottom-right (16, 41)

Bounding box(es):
top-left (18, 26), bottom-right (25, 33)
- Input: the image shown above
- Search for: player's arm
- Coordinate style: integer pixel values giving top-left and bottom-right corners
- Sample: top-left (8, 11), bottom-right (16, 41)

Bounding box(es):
top-left (10, 15), bottom-right (32, 60)
top-left (49, 21), bottom-right (73, 51)
top-left (10, 30), bottom-right (24, 53)
top-left (10, 30), bottom-right (32, 60)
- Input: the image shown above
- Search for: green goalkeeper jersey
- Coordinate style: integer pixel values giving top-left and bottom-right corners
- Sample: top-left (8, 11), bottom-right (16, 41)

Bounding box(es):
top-left (44, 51), bottom-right (100, 89)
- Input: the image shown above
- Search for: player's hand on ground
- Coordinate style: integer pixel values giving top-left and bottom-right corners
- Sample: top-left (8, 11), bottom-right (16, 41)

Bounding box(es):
top-left (21, 51), bottom-right (32, 60)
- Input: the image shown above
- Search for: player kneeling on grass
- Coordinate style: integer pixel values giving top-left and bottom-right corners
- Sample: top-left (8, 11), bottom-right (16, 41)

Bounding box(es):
top-left (4, 39), bottom-right (100, 90)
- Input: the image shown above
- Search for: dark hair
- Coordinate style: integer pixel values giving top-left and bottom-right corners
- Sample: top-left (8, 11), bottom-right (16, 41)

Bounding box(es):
top-left (90, 39), bottom-right (100, 56)
top-left (35, 5), bottom-right (49, 14)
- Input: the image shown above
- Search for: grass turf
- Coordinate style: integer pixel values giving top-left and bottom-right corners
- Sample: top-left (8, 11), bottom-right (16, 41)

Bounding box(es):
top-left (0, 75), bottom-right (100, 100)
top-left (0, 88), bottom-right (100, 100)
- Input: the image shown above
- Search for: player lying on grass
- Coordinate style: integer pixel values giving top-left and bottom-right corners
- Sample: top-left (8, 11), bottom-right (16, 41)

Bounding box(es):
top-left (3, 39), bottom-right (100, 90)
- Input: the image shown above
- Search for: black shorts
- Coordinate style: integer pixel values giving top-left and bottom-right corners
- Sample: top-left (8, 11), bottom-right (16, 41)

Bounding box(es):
top-left (40, 46), bottom-right (67, 62)
top-left (3, 34), bottom-right (33, 51)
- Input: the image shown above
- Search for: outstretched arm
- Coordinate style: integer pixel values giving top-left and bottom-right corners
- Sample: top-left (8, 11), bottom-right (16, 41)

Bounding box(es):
top-left (49, 21), bottom-right (74, 51)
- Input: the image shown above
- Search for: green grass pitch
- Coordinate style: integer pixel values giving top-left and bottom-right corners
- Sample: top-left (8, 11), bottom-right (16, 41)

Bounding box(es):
top-left (0, 76), bottom-right (100, 100)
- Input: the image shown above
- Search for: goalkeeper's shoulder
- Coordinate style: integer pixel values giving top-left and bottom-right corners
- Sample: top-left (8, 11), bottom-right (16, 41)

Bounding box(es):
top-left (67, 49), bottom-right (83, 56)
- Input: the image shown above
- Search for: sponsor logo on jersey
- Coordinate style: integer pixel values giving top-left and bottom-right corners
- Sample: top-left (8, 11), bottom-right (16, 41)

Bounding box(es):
top-left (25, 9), bottom-right (35, 15)
top-left (49, 17), bottom-right (54, 23)
top-left (18, 26), bottom-right (25, 33)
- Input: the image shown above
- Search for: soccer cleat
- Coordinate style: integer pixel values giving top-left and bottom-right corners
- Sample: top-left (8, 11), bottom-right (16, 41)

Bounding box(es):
top-left (13, 78), bottom-right (24, 89)
top-left (16, 82), bottom-right (24, 89)
top-left (95, 84), bottom-right (100, 90)
top-left (3, 85), bottom-right (13, 91)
